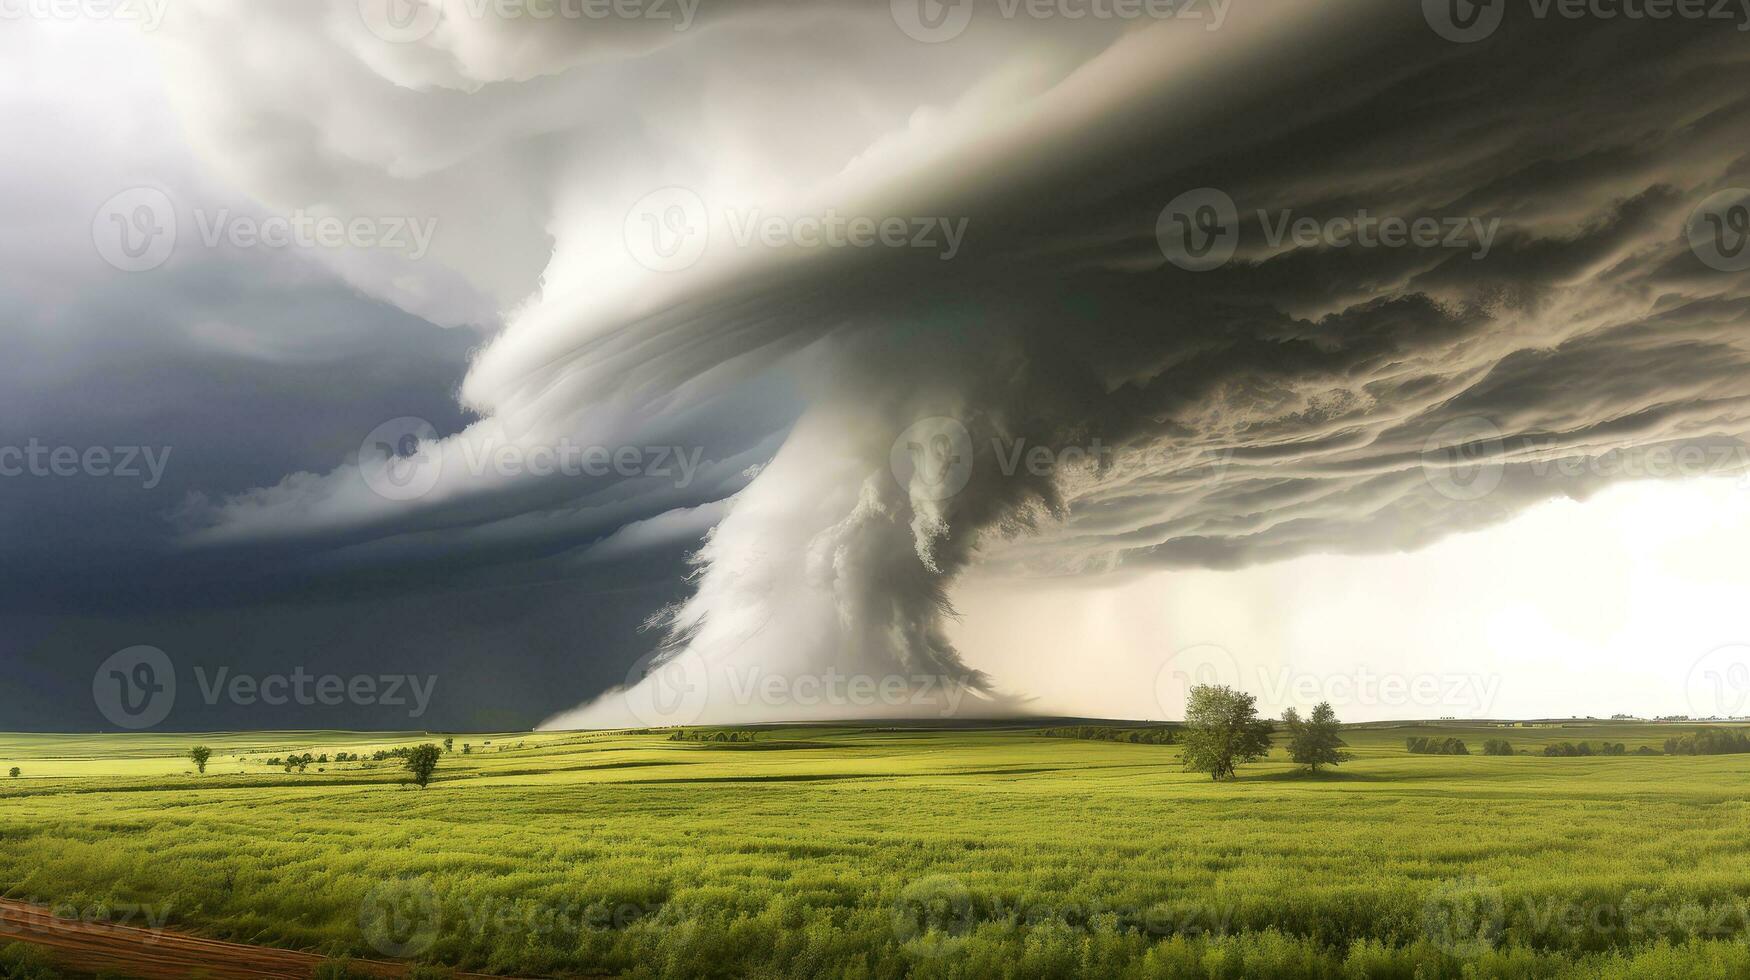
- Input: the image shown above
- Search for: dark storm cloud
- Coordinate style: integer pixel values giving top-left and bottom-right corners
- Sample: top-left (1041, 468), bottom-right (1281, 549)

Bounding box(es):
top-left (7, 2), bottom-right (1750, 727)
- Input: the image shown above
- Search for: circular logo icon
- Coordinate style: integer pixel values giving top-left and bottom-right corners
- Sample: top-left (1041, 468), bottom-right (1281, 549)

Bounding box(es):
top-left (358, 878), bottom-right (440, 958)
top-left (891, 0), bottom-right (974, 42)
top-left (1153, 643), bottom-right (1243, 718)
top-left (1421, 416), bottom-right (1505, 501)
top-left (1422, 0), bottom-right (1504, 43)
top-left (622, 648), bottom-right (711, 728)
top-left (1684, 644), bottom-right (1750, 718)
top-left (93, 187), bottom-right (176, 273)
top-left (357, 0), bottom-right (441, 43)
top-left (890, 874), bottom-right (975, 957)
top-left (93, 645), bottom-right (175, 730)
top-left (1421, 876), bottom-right (1505, 957)
top-left (1686, 188), bottom-right (1750, 273)
top-left (358, 417), bottom-right (443, 501)
top-left (623, 186), bottom-right (709, 272)
top-left (890, 417), bottom-right (974, 502)
top-left (1156, 188), bottom-right (1239, 272)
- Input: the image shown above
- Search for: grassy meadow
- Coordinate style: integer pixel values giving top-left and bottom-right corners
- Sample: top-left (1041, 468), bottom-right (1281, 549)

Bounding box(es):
top-left (2, 721), bottom-right (1749, 978)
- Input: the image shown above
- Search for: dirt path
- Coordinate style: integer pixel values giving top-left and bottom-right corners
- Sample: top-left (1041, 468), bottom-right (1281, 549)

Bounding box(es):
top-left (0, 899), bottom-right (504, 979)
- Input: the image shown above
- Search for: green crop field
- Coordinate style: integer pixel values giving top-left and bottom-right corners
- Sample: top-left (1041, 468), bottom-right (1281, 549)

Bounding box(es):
top-left (2, 722), bottom-right (1749, 978)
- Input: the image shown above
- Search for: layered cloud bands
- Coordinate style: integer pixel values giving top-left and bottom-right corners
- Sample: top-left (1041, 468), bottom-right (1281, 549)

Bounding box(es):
top-left (162, 0), bottom-right (1750, 724)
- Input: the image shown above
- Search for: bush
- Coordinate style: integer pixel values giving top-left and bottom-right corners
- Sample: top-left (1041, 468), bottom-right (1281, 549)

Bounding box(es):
top-left (1664, 728), bottom-right (1750, 756)
top-left (405, 743), bottom-right (442, 788)
top-left (1037, 726), bottom-right (1175, 745)
top-left (1482, 738), bottom-right (1514, 756)
top-left (1406, 736), bottom-right (1469, 755)
top-left (0, 942), bottom-right (63, 980)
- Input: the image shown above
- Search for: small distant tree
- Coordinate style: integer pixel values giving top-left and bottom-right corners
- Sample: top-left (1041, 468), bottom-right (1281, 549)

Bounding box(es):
top-left (188, 746), bottom-right (211, 774)
top-left (1284, 702), bottom-right (1351, 772)
top-left (405, 743), bottom-right (442, 789)
top-left (461, 743), bottom-right (472, 755)
top-left (8, 767), bottom-right (18, 778)
top-left (1181, 685), bottom-right (1275, 781)
top-left (443, 738), bottom-right (454, 753)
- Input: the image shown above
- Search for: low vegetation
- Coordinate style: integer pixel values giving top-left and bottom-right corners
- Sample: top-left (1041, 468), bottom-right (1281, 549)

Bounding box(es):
top-left (0, 722), bottom-right (1747, 978)
top-left (1036, 725), bottom-right (1175, 744)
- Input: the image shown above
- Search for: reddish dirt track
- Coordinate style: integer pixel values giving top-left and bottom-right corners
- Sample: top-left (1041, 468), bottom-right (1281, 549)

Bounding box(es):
top-left (0, 899), bottom-right (510, 980)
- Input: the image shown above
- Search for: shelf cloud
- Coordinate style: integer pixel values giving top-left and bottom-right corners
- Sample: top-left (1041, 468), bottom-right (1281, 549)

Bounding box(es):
top-left (64, 0), bottom-right (1750, 724)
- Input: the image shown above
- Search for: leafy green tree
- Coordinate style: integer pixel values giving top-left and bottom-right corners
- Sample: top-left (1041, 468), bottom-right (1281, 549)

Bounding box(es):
top-left (443, 737), bottom-right (454, 753)
top-left (405, 743), bottom-right (442, 788)
top-left (188, 745), bottom-right (211, 774)
top-left (1180, 685), bottom-right (1274, 781)
top-left (7, 767), bottom-right (17, 778)
top-left (1284, 702), bottom-right (1351, 772)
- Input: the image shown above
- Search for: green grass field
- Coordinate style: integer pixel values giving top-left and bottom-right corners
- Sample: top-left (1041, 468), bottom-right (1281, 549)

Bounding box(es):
top-left (2, 721), bottom-right (1749, 978)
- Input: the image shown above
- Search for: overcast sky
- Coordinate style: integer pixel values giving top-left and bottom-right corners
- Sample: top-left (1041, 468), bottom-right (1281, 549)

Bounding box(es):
top-left (4, 1), bottom-right (1750, 731)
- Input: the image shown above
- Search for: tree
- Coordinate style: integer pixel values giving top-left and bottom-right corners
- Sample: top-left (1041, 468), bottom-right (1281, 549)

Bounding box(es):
top-left (1180, 685), bottom-right (1274, 780)
top-left (443, 737), bottom-right (454, 753)
top-left (1284, 702), bottom-right (1351, 772)
top-left (405, 743), bottom-right (442, 788)
top-left (8, 767), bottom-right (18, 778)
top-left (188, 746), bottom-right (211, 774)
